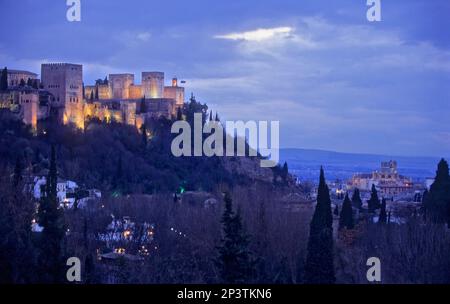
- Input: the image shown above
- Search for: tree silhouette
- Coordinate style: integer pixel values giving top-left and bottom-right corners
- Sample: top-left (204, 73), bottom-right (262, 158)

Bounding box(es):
top-left (37, 146), bottom-right (66, 283)
top-left (424, 159), bottom-right (450, 226)
top-left (368, 184), bottom-right (381, 213)
top-left (215, 192), bottom-right (255, 283)
top-left (339, 193), bottom-right (354, 230)
top-left (351, 188), bottom-right (363, 210)
top-left (304, 167), bottom-right (335, 284)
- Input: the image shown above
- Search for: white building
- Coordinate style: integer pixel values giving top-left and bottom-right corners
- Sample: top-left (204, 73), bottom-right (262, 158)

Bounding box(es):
top-left (33, 176), bottom-right (79, 205)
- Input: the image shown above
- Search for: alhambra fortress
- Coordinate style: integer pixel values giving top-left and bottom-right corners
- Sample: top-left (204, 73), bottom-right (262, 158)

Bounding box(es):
top-left (0, 63), bottom-right (185, 130)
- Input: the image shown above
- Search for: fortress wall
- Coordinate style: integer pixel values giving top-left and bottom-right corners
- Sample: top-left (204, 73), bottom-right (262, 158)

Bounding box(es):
top-left (129, 84), bottom-right (143, 99)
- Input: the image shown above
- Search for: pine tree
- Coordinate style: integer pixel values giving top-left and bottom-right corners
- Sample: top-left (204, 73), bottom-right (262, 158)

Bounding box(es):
top-left (339, 194), bottom-right (354, 230)
top-left (215, 192), bottom-right (254, 283)
top-left (424, 159), bottom-right (450, 226)
top-left (37, 146), bottom-right (66, 283)
top-left (304, 167), bottom-right (335, 284)
top-left (0, 67), bottom-right (8, 90)
top-left (368, 184), bottom-right (381, 213)
top-left (379, 198), bottom-right (387, 224)
top-left (351, 188), bottom-right (363, 209)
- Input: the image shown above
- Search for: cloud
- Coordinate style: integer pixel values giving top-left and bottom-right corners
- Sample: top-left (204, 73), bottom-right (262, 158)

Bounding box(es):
top-left (114, 30), bottom-right (152, 47)
top-left (214, 27), bottom-right (293, 42)
top-left (136, 32), bottom-right (151, 42)
top-left (191, 16), bottom-right (450, 156)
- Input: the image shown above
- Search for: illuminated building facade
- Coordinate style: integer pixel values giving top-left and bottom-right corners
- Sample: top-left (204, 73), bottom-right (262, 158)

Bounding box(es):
top-left (349, 160), bottom-right (413, 196)
top-left (41, 63), bottom-right (84, 129)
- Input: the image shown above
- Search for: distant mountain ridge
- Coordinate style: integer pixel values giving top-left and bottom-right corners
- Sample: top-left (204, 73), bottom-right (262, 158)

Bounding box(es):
top-left (279, 148), bottom-right (446, 182)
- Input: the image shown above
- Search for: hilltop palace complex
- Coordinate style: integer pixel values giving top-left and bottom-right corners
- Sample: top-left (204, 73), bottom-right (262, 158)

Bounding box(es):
top-left (0, 63), bottom-right (185, 131)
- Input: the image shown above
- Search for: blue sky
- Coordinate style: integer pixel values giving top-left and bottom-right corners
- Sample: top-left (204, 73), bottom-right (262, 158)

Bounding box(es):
top-left (1, 0), bottom-right (449, 157)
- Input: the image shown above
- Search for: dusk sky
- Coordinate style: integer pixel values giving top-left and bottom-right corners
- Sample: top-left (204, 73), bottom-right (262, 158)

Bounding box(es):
top-left (1, 0), bottom-right (449, 157)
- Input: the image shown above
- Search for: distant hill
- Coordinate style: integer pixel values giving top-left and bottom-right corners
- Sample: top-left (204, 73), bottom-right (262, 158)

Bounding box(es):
top-left (280, 148), bottom-right (446, 182)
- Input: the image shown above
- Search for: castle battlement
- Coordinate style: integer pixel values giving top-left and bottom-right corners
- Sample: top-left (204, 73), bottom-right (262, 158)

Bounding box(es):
top-left (42, 63), bottom-right (82, 67)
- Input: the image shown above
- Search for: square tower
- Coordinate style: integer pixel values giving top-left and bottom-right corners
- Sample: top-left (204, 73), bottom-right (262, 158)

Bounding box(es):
top-left (142, 72), bottom-right (164, 99)
top-left (109, 74), bottom-right (134, 99)
top-left (41, 63), bottom-right (84, 128)
top-left (164, 77), bottom-right (185, 107)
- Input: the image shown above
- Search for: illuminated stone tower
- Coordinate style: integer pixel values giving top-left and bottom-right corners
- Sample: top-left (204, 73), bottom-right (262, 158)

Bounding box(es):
top-left (142, 72), bottom-right (164, 98)
top-left (19, 89), bottom-right (38, 131)
top-left (164, 77), bottom-right (185, 107)
top-left (109, 74), bottom-right (135, 99)
top-left (41, 63), bottom-right (84, 128)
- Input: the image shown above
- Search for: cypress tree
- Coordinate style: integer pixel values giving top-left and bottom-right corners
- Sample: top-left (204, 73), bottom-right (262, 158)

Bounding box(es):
top-left (37, 146), bottom-right (66, 283)
top-left (378, 198), bottom-right (387, 224)
top-left (368, 184), bottom-right (381, 213)
top-left (140, 97), bottom-right (147, 113)
top-left (19, 78), bottom-right (26, 87)
top-left (141, 124), bottom-right (148, 148)
top-left (215, 192), bottom-right (254, 283)
top-left (339, 194), bottom-right (354, 230)
top-left (90, 90), bottom-right (94, 101)
top-left (281, 162), bottom-right (289, 181)
top-left (27, 78), bottom-right (33, 87)
top-left (13, 156), bottom-right (23, 187)
top-left (424, 159), bottom-right (450, 226)
top-left (0, 67), bottom-right (8, 90)
top-left (421, 189), bottom-right (429, 217)
top-left (95, 85), bottom-right (99, 100)
top-left (32, 79), bottom-right (39, 89)
top-left (351, 188), bottom-right (363, 210)
top-left (304, 167), bottom-right (335, 284)
top-left (176, 106), bottom-right (183, 121)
